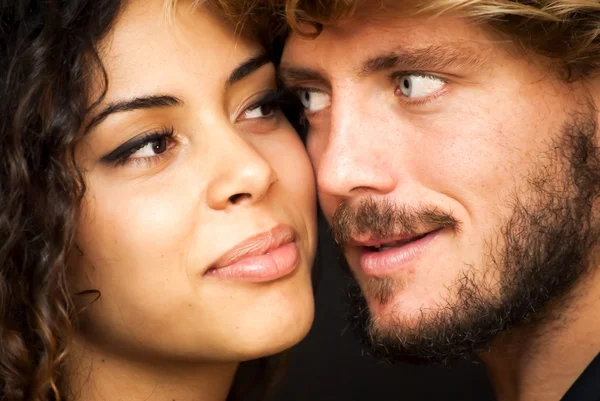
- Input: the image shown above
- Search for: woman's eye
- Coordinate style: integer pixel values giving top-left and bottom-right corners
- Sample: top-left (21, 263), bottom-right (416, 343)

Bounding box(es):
top-left (243, 102), bottom-right (277, 120)
top-left (297, 89), bottom-right (331, 114)
top-left (395, 74), bottom-right (445, 99)
top-left (101, 129), bottom-right (175, 166)
top-left (130, 137), bottom-right (169, 159)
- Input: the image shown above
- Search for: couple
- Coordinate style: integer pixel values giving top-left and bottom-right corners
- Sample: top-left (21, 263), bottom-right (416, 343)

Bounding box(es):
top-left (1, 0), bottom-right (600, 400)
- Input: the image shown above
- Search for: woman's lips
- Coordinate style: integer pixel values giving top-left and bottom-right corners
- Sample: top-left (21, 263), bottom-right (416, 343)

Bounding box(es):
top-left (205, 225), bottom-right (299, 282)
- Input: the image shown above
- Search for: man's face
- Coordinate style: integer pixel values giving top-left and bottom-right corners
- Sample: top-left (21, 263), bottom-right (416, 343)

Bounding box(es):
top-left (281, 14), bottom-right (600, 363)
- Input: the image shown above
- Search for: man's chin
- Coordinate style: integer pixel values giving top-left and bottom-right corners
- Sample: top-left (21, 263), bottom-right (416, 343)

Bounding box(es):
top-left (356, 275), bottom-right (447, 328)
top-left (347, 274), bottom-right (495, 366)
top-left (364, 293), bottom-right (450, 336)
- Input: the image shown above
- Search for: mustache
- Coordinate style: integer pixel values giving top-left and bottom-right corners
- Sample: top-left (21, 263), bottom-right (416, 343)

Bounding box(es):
top-left (331, 198), bottom-right (461, 246)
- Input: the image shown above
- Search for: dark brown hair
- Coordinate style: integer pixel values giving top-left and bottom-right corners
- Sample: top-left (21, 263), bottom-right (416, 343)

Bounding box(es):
top-left (1, 3), bottom-right (121, 400)
top-left (0, 1), bottom-right (283, 400)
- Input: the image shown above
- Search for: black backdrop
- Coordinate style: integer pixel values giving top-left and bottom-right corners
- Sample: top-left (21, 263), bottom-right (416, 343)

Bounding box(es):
top-left (272, 217), bottom-right (497, 401)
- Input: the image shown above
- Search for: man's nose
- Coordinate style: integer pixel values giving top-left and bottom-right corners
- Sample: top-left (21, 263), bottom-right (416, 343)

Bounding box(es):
top-left (314, 96), bottom-right (397, 200)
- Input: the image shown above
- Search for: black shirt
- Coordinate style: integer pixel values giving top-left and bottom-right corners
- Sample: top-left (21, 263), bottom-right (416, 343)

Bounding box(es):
top-left (561, 353), bottom-right (600, 401)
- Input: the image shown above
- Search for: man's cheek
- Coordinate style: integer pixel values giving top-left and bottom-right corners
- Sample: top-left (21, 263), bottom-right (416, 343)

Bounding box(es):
top-left (306, 135), bottom-right (320, 166)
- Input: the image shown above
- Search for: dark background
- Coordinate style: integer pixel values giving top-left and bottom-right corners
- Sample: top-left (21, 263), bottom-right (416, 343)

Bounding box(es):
top-left (272, 217), bottom-right (497, 401)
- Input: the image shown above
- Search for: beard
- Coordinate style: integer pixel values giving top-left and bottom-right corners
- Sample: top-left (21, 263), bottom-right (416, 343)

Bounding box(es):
top-left (331, 109), bottom-right (600, 366)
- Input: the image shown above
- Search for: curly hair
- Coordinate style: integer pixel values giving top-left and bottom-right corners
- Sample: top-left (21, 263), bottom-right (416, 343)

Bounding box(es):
top-left (0, 1), bottom-right (284, 401)
top-left (0, 2), bottom-right (121, 400)
top-left (219, 0), bottom-right (600, 79)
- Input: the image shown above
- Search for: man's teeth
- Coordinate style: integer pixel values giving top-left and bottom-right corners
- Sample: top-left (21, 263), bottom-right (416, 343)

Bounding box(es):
top-left (372, 236), bottom-right (426, 251)
top-left (373, 240), bottom-right (407, 251)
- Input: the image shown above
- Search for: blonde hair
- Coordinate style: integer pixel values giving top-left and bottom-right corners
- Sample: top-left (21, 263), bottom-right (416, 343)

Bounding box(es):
top-left (173, 0), bottom-right (600, 79)
top-left (275, 0), bottom-right (600, 79)
top-left (164, 0), bottom-right (273, 44)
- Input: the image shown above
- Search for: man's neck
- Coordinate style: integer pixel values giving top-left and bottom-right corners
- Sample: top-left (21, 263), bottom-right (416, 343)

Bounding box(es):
top-left (480, 271), bottom-right (600, 401)
top-left (65, 340), bottom-right (238, 401)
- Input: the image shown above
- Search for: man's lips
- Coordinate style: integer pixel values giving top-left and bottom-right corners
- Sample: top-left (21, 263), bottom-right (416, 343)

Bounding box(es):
top-left (349, 231), bottom-right (434, 249)
top-left (205, 225), bottom-right (299, 282)
top-left (349, 228), bottom-right (444, 278)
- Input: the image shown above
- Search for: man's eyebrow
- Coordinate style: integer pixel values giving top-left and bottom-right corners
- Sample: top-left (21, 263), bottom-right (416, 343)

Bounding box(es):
top-left (226, 52), bottom-right (271, 87)
top-left (278, 45), bottom-right (487, 86)
top-left (87, 95), bottom-right (182, 131)
top-left (360, 44), bottom-right (489, 76)
top-left (278, 65), bottom-right (330, 87)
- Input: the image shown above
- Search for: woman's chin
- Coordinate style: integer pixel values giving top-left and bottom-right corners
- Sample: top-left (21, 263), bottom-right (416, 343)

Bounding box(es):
top-left (231, 292), bottom-right (315, 361)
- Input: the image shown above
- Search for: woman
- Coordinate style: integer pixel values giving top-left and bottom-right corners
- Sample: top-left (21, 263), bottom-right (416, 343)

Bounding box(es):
top-left (0, 1), bottom-right (316, 400)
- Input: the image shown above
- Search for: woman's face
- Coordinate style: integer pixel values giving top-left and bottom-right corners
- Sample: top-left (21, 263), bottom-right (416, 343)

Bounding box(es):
top-left (72, 0), bottom-right (316, 362)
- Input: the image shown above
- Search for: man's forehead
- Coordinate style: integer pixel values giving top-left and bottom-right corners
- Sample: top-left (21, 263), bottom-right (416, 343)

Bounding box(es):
top-left (280, 17), bottom-right (493, 80)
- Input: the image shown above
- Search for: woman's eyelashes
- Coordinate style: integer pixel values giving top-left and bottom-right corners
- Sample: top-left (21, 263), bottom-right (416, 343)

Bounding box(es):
top-left (100, 91), bottom-right (289, 168)
top-left (101, 127), bottom-right (175, 167)
top-left (238, 90), bottom-right (286, 122)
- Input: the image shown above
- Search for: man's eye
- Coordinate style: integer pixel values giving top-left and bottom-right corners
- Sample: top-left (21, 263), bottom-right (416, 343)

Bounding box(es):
top-left (395, 74), bottom-right (446, 99)
top-left (297, 89), bottom-right (331, 114)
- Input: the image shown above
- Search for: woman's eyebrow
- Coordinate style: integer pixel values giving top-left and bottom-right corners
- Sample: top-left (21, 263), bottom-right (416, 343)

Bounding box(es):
top-left (87, 95), bottom-right (182, 131)
top-left (86, 52), bottom-right (271, 133)
top-left (226, 52), bottom-right (271, 87)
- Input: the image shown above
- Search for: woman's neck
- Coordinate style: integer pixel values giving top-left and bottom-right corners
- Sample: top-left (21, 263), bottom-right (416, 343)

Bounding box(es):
top-left (65, 339), bottom-right (238, 401)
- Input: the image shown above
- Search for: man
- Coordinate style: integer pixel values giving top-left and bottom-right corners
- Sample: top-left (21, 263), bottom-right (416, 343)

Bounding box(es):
top-left (270, 1), bottom-right (600, 400)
